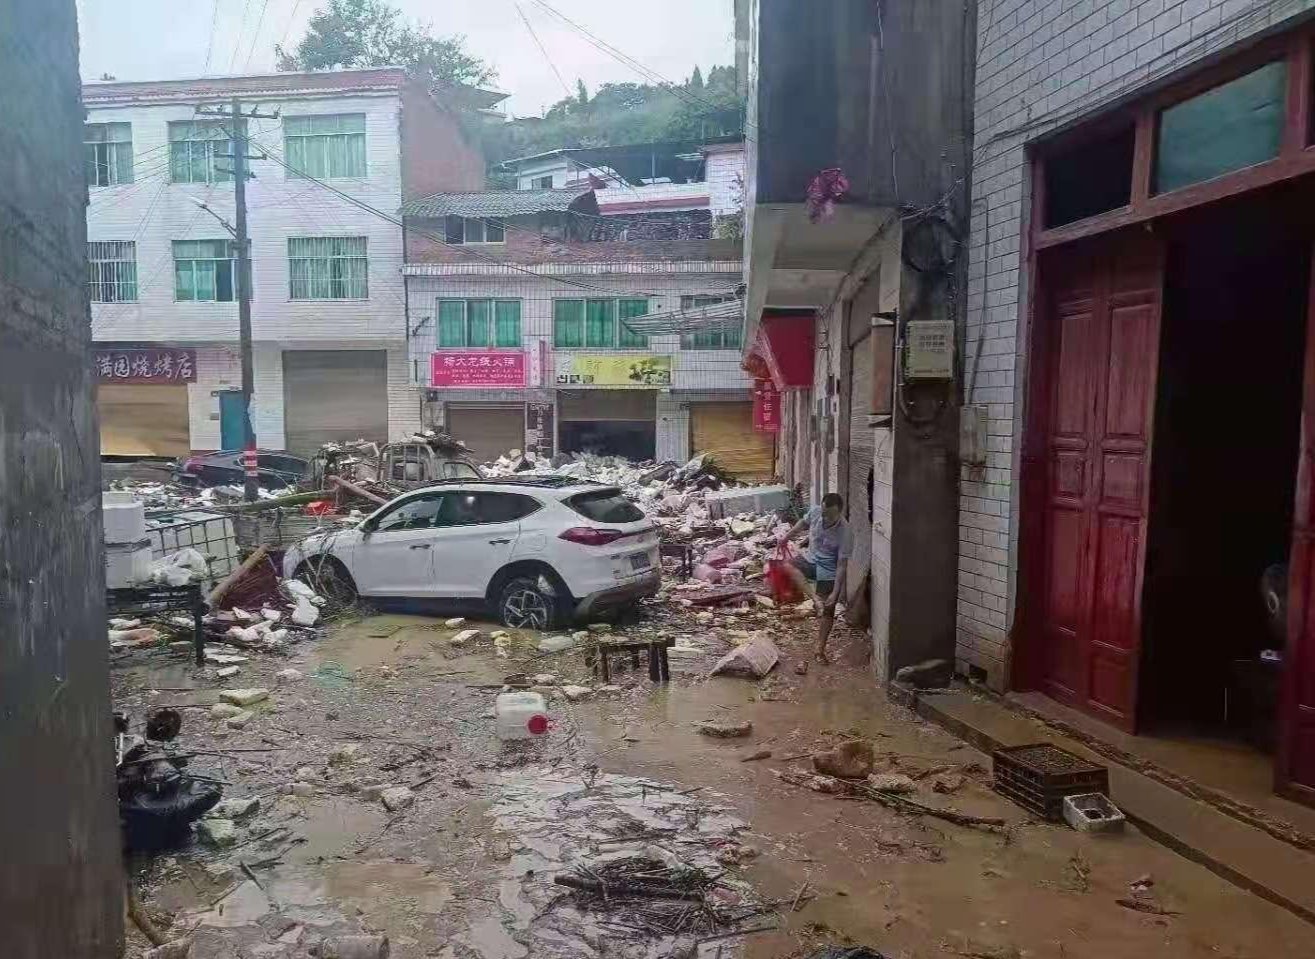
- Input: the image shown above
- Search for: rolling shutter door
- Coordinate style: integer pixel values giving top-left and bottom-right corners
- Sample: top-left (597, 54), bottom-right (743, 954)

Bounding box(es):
top-left (690, 403), bottom-right (774, 482)
top-left (847, 327), bottom-right (874, 588)
top-left (97, 384), bottom-right (190, 457)
top-left (445, 405), bottom-right (525, 464)
top-left (282, 351), bottom-right (388, 456)
top-left (558, 390), bottom-right (655, 422)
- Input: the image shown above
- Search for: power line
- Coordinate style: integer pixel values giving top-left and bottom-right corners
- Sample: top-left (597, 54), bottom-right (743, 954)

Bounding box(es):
top-left (243, 0), bottom-right (272, 72)
top-left (276, 0), bottom-right (305, 55)
top-left (229, 0), bottom-right (254, 72)
top-left (514, 1), bottom-right (573, 100)
top-left (204, 0), bottom-right (221, 72)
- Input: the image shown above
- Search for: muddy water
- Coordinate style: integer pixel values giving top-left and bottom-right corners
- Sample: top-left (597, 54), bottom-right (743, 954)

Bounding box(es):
top-left (121, 610), bottom-right (1315, 959)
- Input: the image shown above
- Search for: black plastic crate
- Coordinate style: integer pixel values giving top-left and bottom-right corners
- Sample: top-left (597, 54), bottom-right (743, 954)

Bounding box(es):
top-left (992, 743), bottom-right (1109, 821)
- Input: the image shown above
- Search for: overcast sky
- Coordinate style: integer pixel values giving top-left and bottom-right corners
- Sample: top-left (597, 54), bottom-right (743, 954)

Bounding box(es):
top-left (76, 0), bottom-right (736, 117)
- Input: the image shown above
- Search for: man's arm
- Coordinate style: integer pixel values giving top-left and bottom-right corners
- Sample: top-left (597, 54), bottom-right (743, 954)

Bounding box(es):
top-left (779, 517), bottom-right (808, 544)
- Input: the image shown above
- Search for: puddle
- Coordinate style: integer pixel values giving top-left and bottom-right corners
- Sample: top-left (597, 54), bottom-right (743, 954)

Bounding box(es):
top-left (456, 768), bottom-right (758, 959)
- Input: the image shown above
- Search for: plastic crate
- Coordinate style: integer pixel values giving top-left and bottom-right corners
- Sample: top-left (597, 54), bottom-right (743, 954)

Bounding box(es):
top-left (992, 743), bottom-right (1109, 821)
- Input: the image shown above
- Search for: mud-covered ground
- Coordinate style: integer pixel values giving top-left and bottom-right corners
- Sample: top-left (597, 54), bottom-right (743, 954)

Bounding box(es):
top-left (113, 595), bottom-right (1311, 958)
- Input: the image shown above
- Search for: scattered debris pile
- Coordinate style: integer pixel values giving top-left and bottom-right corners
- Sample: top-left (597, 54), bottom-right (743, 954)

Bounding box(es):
top-left (553, 854), bottom-right (775, 942)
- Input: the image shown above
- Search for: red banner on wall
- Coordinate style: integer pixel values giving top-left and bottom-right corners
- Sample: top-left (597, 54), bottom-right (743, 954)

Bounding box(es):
top-left (95, 348), bottom-right (197, 384)
top-left (753, 380), bottom-right (781, 432)
top-left (430, 350), bottom-right (527, 388)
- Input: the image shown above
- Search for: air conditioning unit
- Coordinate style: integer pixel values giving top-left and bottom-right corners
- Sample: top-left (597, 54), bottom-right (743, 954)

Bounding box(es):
top-left (905, 321), bottom-right (955, 380)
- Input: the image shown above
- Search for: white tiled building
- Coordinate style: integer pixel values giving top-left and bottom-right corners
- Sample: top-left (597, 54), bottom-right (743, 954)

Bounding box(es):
top-left (84, 68), bottom-right (488, 457)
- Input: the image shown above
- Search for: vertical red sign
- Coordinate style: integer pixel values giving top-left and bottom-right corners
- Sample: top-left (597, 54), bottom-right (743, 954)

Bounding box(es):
top-left (753, 380), bottom-right (781, 432)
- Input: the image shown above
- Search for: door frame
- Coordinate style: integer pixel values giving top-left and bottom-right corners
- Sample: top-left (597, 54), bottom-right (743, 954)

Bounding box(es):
top-left (1277, 245), bottom-right (1315, 803)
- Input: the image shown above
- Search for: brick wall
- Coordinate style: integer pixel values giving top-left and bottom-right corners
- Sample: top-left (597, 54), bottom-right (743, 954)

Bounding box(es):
top-left (400, 81), bottom-right (485, 199)
top-left (962, 0), bottom-right (1315, 688)
top-left (406, 213), bottom-right (738, 264)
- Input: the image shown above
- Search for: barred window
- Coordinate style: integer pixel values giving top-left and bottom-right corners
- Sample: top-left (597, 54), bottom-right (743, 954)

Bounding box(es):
top-left (174, 239), bottom-right (237, 302)
top-left (288, 236), bottom-right (368, 299)
top-left (85, 123), bottom-right (133, 187)
top-left (169, 121), bottom-right (234, 184)
top-left (437, 299), bottom-right (522, 347)
top-left (554, 298), bottom-right (649, 348)
top-left (679, 295), bottom-right (741, 350)
top-left (88, 241), bottom-right (138, 303)
top-left (284, 114), bottom-right (367, 179)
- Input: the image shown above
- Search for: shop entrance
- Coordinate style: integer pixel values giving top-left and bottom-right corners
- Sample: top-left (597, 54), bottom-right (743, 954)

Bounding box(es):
top-left (557, 390), bottom-right (656, 460)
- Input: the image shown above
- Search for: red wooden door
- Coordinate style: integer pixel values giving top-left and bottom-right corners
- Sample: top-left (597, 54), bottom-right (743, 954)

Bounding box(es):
top-left (1277, 246), bottom-right (1315, 803)
top-left (1033, 233), bottom-right (1164, 731)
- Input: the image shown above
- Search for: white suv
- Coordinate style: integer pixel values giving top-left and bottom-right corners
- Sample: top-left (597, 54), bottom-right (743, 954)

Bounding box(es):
top-left (282, 478), bottom-right (661, 629)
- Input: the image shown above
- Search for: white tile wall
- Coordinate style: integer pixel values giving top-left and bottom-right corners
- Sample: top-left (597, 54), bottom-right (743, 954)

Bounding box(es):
top-left (87, 91), bottom-right (406, 345)
top-left (963, 0), bottom-right (1315, 688)
top-left (706, 147), bottom-right (747, 217)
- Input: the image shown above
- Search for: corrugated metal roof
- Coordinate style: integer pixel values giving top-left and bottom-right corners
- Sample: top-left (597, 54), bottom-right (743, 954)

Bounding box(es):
top-left (400, 188), bottom-right (595, 218)
top-left (621, 298), bottom-right (744, 335)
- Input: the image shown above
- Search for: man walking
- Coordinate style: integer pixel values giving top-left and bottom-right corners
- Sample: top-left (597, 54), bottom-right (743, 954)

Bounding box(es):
top-left (777, 493), bottom-right (851, 662)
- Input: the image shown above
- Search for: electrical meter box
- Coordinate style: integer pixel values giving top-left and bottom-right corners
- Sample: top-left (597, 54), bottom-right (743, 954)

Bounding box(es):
top-left (905, 321), bottom-right (956, 380)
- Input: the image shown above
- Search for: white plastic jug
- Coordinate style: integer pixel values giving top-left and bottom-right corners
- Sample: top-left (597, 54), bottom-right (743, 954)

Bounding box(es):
top-left (495, 691), bottom-right (549, 741)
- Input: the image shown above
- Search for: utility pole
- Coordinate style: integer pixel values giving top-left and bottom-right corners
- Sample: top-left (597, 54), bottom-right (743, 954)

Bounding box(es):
top-left (197, 99), bottom-right (276, 501)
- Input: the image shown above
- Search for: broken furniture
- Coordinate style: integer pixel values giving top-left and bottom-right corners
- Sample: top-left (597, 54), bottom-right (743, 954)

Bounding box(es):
top-left (595, 637), bottom-right (676, 683)
top-left (107, 583), bottom-right (206, 666)
top-left (992, 742), bottom-right (1109, 821)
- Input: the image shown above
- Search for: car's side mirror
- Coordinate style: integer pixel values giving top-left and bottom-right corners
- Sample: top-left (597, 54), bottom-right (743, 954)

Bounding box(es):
top-left (360, 518), bottom-right (376, 535)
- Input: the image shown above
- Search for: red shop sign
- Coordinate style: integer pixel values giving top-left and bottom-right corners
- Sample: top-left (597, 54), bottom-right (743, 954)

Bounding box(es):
top-left (95, 348), bottom-right (197, 384)
top-left (431, 350), bottom-right (527, 388)
top-left (753, 380), bottom-right (781, 432)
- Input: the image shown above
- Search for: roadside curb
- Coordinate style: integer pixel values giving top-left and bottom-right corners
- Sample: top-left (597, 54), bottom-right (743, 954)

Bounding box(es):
top-left (891, 680), bottom-right (1315, 927)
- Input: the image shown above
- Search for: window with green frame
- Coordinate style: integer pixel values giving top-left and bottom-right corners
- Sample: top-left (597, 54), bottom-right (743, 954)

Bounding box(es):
top-left (284, 114), bottom-right (367, 179)
top-left (679, 294), bottom-right (741, 349)
top-left (554, 298), bottom-right (649, 348)
top-left (85, 123), bottom-right (133, 187)
top-left (288, 236), bottom-right (368, 299)
top-left (437, 299), bottom-right (522, 347)
top-left (173, 239), bottom-right (237, 302)
top-left (168, 121), bottom-right (233, 184)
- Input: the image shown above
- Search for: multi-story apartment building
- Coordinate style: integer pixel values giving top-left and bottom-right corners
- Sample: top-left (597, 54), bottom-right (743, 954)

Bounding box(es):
top-left (400, 140), bottom-right (771, 476)
top-left (84, 67), bottom-right (489, 457)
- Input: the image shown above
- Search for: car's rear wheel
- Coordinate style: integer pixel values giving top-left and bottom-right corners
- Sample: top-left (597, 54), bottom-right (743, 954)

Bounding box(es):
top-left (498, 575), bottom-right (564, 630)
top-left (296, 557), bottom-right (358, 607)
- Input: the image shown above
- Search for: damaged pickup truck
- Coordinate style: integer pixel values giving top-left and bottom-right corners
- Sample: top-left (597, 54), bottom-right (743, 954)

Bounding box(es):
top-left (282, 477), bottom-right (660, 628)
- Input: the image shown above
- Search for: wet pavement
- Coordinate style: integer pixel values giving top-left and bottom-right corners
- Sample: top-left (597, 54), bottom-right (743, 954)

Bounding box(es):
top-left (113, 598), bottom-right (1314, 958)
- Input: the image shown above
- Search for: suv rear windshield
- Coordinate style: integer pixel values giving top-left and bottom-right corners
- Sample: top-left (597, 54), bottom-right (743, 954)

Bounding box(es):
top-left (567, 488), bottom-right (645, 523)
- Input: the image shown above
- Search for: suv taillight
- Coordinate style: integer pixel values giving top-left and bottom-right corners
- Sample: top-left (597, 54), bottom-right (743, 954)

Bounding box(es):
top-left (558, 527), bottom-right (624, 546)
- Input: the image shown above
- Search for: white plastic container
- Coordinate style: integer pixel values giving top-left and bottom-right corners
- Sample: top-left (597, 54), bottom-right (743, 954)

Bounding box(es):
top-left (704, 484), bottom-right (790, 519)
top-left (105, 540), bottom-right (154, 589)
top-left (1062, 792), bottom-right (1125, 833)
top-left (102, 493), bottom-right (146, 545)
top-left (494, 691), bottom-right (549, 741)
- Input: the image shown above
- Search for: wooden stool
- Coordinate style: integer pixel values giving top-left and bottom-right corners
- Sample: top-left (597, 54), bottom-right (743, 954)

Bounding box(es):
top-left (597, 638), bottom-right (675, 683)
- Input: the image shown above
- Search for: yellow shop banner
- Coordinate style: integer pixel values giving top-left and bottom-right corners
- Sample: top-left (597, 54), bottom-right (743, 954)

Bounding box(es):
top-left (556, 354), bottom-right (673, 387)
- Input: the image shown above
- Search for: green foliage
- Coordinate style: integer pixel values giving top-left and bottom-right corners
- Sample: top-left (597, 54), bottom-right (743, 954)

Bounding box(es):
top-left (276, 0), bottom-right (496, 91)
top-left (482, 65), bottom-right (744, 167)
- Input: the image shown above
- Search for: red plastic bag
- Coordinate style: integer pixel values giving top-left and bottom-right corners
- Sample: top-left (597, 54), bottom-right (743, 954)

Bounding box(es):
top-left (765, 545), bottom-right (802, 605)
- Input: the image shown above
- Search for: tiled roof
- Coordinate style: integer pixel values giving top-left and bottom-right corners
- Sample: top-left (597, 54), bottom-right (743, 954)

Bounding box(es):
top-left (83, 68), bottom-right (409, 104)
top-left (401, 188), bottom-right (595, 218)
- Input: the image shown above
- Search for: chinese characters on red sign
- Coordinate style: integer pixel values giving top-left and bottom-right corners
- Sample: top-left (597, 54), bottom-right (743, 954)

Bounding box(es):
top-left (753, 380), bottom-right (781, 432)
top-left (430, 350), bottom-right (527, 388)
top-left (95, 348), bottom-right (197, 384)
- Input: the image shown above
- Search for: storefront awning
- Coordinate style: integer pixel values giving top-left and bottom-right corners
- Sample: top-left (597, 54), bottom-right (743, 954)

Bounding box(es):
top-left (743, 309), bottom-right (814, 390)
top-left (621, 298), bottom-right (743, 335)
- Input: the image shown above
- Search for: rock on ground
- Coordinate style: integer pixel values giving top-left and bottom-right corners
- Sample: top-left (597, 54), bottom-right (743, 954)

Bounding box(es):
top-left (329, 742), bottom-right (362, 765)
top-left (197, 819), bottom-right (237, 847)
top-left (211, 703), bottom-right (244, 719)
top-left (224, 710), bottom-right (255, 729)
top-left (697, 720), bottom-right (753, 738)
top-left (380, 786), bottom-right (415, 812)
top-left (444, 617), bottom-right (466, 627)
top-left (561, 685), bottom-right (593, 702)
top-left (709, 638), bottom-right (779, 679)
top-left (207, 796), bottom-right (260, 819)
top-left (813, 740), bottom-right (876, 779)
top-left (868, 772), bottom-right (917, 794)
top-left (449, 629), bottom-right (481, 647)
top-left (275, 668), bottom-right (304, 684)
top-left (217, 665), bottom-right (241, 678)
top-left (219, 688), bottom-right (270, 707)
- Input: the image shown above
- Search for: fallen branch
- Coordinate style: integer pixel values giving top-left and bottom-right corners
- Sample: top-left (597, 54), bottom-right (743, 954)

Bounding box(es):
top-left (207, 546), bottom-right (269, 608)
top-left (553, 874), bottom-right (705, 901)
top-left (126, 880), bottom-right (166, 946)
top-left (772, 768), bottom-right (1005, 830)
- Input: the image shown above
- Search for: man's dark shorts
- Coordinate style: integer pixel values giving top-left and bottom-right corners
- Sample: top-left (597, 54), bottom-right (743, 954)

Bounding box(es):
top-left (791, 555), bottom-right (834, 598)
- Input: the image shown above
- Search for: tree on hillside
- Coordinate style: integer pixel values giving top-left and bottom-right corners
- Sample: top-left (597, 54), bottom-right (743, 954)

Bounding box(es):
top-left (276, 0), bottom-right (496, 91)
